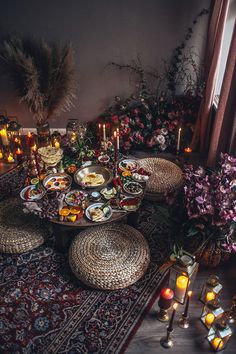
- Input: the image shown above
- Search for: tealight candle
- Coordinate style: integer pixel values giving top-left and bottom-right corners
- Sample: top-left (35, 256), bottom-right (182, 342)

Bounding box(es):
top-left (31, 144), bottom-right (37, 152)
top-left (212, 338), bottom-right (223, 351)
top-left (206, 291), bottom-right (216, 303)
top-left (16, 148), bottom-right (23, 164)
top-left (184, 147), bottom-right (192, 153)
top-left (175, 275), bottom-right (189, 301)
top-left (54, 140), bottom-right (60, 149)
top-left (205, 313), bottom-right (215, 326)
top-left (7, 153), bottom-right (14, 163)
top-left (0, 149), bottom-right (3, 159)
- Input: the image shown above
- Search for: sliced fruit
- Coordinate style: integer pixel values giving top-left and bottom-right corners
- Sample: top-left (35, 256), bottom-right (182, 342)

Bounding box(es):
top-left (67, 214), bottom-right (77, 222)
top-left (122, 171), bottom-right (132, 177)
top-left (31, 177), bottom-right (39, 185)
top-left (59, 208), bottom-right (71, 216)
top-left (70, 206), bottom-right (82, 215)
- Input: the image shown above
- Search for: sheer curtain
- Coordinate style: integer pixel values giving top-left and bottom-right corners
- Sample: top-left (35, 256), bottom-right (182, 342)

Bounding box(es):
top-left (207, 20), bottom-right (236, 167)
top-left (191, 0), bottom-right (230, 152)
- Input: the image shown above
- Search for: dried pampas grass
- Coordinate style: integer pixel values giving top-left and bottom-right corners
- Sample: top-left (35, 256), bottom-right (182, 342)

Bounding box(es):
top-left (0, 36), bottom-right (76, 125)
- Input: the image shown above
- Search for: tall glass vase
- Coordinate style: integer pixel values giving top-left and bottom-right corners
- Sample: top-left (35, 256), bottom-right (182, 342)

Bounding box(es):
top-left (36, 121), bottom-right (50, 144)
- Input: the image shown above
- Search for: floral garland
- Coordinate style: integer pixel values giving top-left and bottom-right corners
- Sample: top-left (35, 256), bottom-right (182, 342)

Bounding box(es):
top-left (96, 90), bottom-right (202, 153)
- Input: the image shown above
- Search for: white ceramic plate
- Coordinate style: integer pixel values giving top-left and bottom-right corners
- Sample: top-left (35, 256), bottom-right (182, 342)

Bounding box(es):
top-left (119, 159), bottom-right (139, 172)
top-left (20, 185), bottom-right (45, 201)
top-left (85, 203), bottom-right (112, 222)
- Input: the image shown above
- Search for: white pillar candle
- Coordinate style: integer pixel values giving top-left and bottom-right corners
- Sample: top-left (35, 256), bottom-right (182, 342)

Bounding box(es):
top-left (177, 127), bottom-right (182, 151)
top-left (0, 128), bottom-right (9, 146)
top-left (103, 124), bottom-right (106, 141)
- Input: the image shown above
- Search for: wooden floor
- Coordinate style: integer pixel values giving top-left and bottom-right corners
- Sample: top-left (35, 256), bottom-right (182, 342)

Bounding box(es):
top-left (126, 256), bottom-right (236, 354)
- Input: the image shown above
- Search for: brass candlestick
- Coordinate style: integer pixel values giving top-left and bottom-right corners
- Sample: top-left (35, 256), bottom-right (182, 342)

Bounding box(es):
top-left (160, 328), bottom-right (174, 348)
top-left (157, 308), bottom-right (169, 322)
top-left (178, 314), bottom-right (190, 329)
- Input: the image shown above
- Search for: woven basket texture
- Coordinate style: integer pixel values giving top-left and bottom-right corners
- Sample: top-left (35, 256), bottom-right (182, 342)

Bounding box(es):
top-left (138, 157), bottom-right (183, 200)
top-left (0, 197), bottom-right (47, 253)
top-left (69, 223), bottom-right (150, 290)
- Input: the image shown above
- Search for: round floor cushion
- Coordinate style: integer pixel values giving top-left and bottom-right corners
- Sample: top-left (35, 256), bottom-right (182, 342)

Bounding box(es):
top-left (69, 223), bottom-right (150, 290)
top-left (138, 157), bottom-right (183, 200)
top-left (0, 197), bottom-right (46, 253)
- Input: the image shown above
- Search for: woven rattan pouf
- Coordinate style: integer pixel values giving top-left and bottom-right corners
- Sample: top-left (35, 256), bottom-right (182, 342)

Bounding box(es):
top-left (69, 224), bottom-right (150, 290)
top-left (138, 157), bottom-right (183, 201)
top-left (0, 197), bottom-right (45, 253)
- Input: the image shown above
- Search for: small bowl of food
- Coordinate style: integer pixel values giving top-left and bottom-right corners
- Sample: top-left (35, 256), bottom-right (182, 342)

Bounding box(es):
top-left (119, 159), bottom-right (139, 172)
top-left (91, 191), bottom-right (102, 202)
top-left (119, 197), bottom-right (141, 211)
top-left (85, 203), bottom-right (112, 222)
top-left (20, 185), bottom-right (45, 201)
top-left (123, 181), bottom-right (143, 196)
top-left (98, 154), bottom-right (110, 165)
top-left (100, 187), bottom-right (117, 200)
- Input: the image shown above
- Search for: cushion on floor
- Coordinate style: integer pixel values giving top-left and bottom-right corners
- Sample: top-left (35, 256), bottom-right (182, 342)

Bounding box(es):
top-left (69, 223), bottom-right (150, 290)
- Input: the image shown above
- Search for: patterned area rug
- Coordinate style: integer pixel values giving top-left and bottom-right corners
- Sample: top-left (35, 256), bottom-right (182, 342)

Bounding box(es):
top-left (0, 198), bottom-right (172, 354)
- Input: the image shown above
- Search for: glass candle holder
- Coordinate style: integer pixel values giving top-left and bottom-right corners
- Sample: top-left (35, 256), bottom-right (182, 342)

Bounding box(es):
top-left (201, 300), bottom-right (224, 329)
top-left (207, 319), bottom-right (233, 352)
top-left (168, 250), bottom-right (199, 304)
top-left (200, 275), bottom-right (223, 305)
top-left (0, 115), bottom-right (10, 147)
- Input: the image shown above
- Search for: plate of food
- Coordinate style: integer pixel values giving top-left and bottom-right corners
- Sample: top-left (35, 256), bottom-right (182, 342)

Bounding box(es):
top-left (120, 197), bottom-right (141, 211)
top-left (119, 159), bottom-right (139, 172)
top-left (20, 185), bottom-right (45, 201)
top-left (74, 165), bottom-right (112, 189)
top-left (123, 181), bottom-right (143, 195)
top-left (100, 187), bottom-right (117, 200)
top-left (85, 203), bottom-right (112, 222)
top-left (43, 173), bottom-right (72, 191)
top-left (65, 190), bottom-right (88, 206)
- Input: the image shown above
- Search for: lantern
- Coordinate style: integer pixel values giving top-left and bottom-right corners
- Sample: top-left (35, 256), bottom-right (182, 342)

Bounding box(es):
top-left (201, 300), bottom-right (224, 329)
top-left (0, 115), bottom-right (10, 147)
top-left (66, 119), bottom-right (79, 142)
top-left (200, 275), bottom-right (223, 305)
top-left (51, 131), bottom-right (61, 149)
top-left (207, 319), bottom-right (233, 352)
top-left (7, 119), bottom-right (21, 147)
top-left (168, 251), bottom-right (199, 304)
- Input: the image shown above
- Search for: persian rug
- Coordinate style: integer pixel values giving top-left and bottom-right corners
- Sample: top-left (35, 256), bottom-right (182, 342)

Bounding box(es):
top-left (0, 197), bottom-right (172, 354)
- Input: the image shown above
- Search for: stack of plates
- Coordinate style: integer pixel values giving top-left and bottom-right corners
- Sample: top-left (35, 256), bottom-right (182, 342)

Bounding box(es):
top-left (138, 157), bottom-right (183, 201)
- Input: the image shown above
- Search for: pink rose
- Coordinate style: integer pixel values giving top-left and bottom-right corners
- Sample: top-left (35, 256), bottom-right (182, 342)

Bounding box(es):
top-left (112, 115), bottom-right (119, 123)
top-left (123, 116), bottom-right (130, 124)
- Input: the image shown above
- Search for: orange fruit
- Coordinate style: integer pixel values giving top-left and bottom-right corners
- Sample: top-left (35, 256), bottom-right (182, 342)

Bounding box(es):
top-left (70, 206), bottom-right (82, 215)
top-left (59, 208), bottom-right (70, 216)
top-left (122, 171), bottom-right (132, 177)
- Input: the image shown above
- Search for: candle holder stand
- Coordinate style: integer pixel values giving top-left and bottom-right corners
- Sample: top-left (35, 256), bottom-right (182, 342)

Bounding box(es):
top-left (157, 308), bottom-right (169, 322)
top-left (160, 328), bottom-right (174, 348)
top-left (178, 313), bottom-right (190, 329)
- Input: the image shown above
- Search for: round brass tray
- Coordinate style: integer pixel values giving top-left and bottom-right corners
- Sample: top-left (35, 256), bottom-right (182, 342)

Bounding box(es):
top-left (74, 164), bottom-right (113, 189)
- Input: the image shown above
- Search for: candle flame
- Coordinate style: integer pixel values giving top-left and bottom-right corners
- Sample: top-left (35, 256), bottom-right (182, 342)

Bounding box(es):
top-left (114, 131), bottom-right (117, 138)
top-left (103, 124), bottom-right (106, 128)
top-left (27, 132), bottom-right (32, 138)
top-left (98, 123), bottom-right (101, 128)
top-left (173, 303), bottom-right (178, 310)
top-left (179, 127), bottom-right (182, 132)
top-left (184, 147), bottom-right (192, 153)
top-left (188, 291), bottom-right (193, 297)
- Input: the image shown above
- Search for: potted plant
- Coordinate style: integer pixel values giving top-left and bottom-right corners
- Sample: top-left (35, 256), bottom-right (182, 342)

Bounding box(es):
top-left (0, 36), bottom-right (75, 141)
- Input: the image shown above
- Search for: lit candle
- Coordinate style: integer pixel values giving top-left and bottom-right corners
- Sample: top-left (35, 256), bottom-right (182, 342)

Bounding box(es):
top-left (184, 147), bottom-right (192, 153)
top-left (167, 303), bottom-right (178, 332)
top-left (26, 131), bottom-right (33, 146)
top-left (103, 124), bottom-right (106, 141)
top-left (0, 128), bottom-right (9, 146)
top-left (7, 153), bottom-right (14, 163)
top-left (206, 291), bottom-right (216, 303)
top-left (212, 338), bottom-right (223, 351)
top-left (205, 313), bottom-right (215, 326)
top-left (16, 147), bottom-right (23, 164)
top-left (0, 149), bottom-right (3, 159)
top-left (183, 291), bottom-right (192, 317)
top-left (54, 140), bottom-right (60, 149)
top-left (176, 127), bottom-right (182, 151)
top-left (175, 275), bottom-right (189, 302)
top-left (31, 144), bottom-right (37, 152)
top-left (71, 132), bottom-right (76, 142)
top-left (158, 288), bottom-right (174, 310)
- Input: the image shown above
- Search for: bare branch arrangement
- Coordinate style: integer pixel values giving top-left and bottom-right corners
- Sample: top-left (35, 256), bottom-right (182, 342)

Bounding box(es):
top-left (0, 36), bottom-right (76, 125)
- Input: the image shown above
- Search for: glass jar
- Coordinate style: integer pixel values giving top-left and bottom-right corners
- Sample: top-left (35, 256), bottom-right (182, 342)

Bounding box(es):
top-left (37, 121), bottom-right (50, 143)
top-left (66, 119), bottom-right (79, 142)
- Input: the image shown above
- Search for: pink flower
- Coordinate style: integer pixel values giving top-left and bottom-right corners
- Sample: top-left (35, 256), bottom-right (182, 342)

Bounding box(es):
top-left (112, 115), bottom-right (119, 123)
top-left (124, 141), bottom-right (132, 150)
top-left (123, 116), bottom-right (130, 124)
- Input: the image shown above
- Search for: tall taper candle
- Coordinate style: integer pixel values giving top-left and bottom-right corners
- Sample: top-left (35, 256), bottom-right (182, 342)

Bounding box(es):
top-left (176, 127), bottom-right (182, 151)
top-left (103, 124), bottom-right (106, 141)
top-left (167, 303), bottom-right (178, 332)
top-left (183, 291), bottom-right (192, 317)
